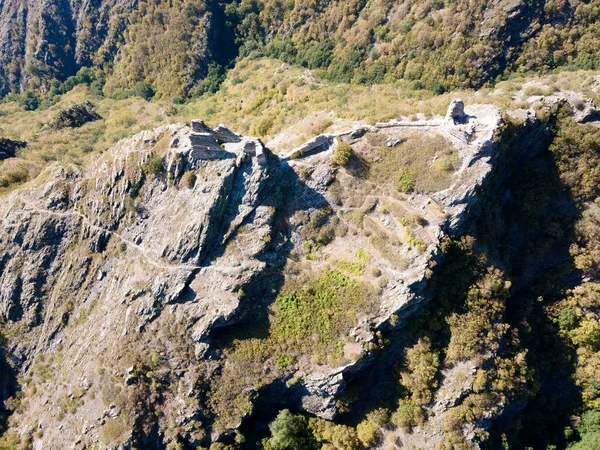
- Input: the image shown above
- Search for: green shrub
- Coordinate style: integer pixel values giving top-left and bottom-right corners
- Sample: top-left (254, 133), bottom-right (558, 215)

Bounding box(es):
top-left (400, 337), bottom-right (440, 406)
top-left (396, 167), bottom-right (416, 193)
top-left (0, 164), bottom-right (29, 188)
top-left (580, 410), bottom-right (600, 434)
top-left (356, 420), bottom-right (377, 446)
top-left (90, 79), bottom-right (106, 96)
top-left (333, 141), bottom-right (353, 166)
top-left (144, 155), bottom-right (164, 175)
top-left (558, 307), bottom-right (580, 331)
top-left (192, 63), bottom-right (225, 97)
top-left (570, 319), bottom-right (600, 349)
top-left (48, 101), bottom-right (100, 129)
top-left (135, 82), bottom-right (155, 101)
top-left (264, 410), bottom-right (315, 450)
top-left (20, 91), bottom-right (40, 111)
top-left (391, 399), bottom-right (424, 432)
top-left (257, 116), bottom-right (275, 136)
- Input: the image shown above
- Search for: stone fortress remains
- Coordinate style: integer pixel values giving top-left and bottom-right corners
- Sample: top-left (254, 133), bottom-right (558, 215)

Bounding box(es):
top-left (169, 119), bottom-right (267, 165)
top-left (167, 99), bottom-right (482, 181)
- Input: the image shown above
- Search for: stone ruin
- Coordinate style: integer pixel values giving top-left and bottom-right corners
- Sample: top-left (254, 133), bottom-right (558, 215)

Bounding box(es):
top-left (445, 98), bottom-right (466, 124)
top-left (170, 120), bottom-right (268, 165)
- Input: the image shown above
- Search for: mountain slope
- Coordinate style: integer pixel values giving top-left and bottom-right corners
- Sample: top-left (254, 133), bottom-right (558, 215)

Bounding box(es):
top-left (0, 101), bottom-right (520, 448)
top-left (1, 0), bottom-right (600, 98)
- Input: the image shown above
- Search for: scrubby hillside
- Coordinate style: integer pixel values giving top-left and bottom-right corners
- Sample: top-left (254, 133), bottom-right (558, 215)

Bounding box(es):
top-left (1, 1), bottom-right (600, 447)
top-left (0, 75), bottom-right (599, 448)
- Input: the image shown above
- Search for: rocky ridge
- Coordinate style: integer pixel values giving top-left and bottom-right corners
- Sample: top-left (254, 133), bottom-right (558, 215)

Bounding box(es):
top-left (0, 100), bottom-right (539, 448)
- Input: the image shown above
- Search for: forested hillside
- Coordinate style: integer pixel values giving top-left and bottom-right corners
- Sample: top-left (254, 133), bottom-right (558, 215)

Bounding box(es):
top-left (1, 0), bottom-right (600, 101)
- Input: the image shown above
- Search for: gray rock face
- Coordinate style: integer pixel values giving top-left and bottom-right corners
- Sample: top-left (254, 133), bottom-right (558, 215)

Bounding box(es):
top-left (0, 121), bottom-right (281, 446)
top-left (446, 98), bottom-right (466, 123)
top-left (0, 105), bottom-right (514, 447)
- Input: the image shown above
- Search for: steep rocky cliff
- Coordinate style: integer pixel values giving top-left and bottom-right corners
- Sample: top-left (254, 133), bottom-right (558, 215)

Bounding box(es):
top-left (0, 99), bottom-right (524, 448)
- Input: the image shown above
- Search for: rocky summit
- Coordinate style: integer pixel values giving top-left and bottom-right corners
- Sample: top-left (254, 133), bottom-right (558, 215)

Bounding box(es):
top-left (0, 97), bottom-right (566, 448)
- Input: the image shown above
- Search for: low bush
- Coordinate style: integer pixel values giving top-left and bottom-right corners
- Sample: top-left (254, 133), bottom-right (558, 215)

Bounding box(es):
top-left (144, 155), bottom-right (164, 175)
top-left (135, 82), bottom-right (155, 101)
top-left (333, 141), bottom-right (353, 166)
top-left (180, 171), bottom-right (196, 189)
top-left (48, 101), bottom-right (101, 130)
top-left (396, 167), bottom-right (416, 193)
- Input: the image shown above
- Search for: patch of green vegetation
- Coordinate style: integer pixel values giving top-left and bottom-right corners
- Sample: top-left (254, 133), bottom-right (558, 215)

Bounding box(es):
top-left (332, 141), bottom-right (353, 166)
top-left (333, 248), bottom-right (371, 276)
top-left (209, 268), bottom-right (377, 433)
top-left (143, 155), bottom-right (165, 176)
top-left (405, 229), bottom-right (427, 252)
top-left (272, 270), bottom-right (375, 362)
top-left (396, 167), bottom-right (416, 193)
top-left (333, 260), bottom-right (364, 276)
top-left (263, 409), bottom-right (315, 450)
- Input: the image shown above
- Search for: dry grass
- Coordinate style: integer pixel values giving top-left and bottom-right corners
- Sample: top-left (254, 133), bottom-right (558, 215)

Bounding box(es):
top-left (366, 132), bottom-right (458, 194)
top-left (1, 57), bottom-right (598, 195)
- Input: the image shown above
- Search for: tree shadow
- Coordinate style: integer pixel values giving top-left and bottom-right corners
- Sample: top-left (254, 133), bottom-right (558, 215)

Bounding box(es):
top-left (345, 152), bottom-right (370, 179)
top-left (0, 340), bottom-right (19, 437)
top-left (475, 118), bottom-right (582, 449)
top-left (332, 115), bottom-right (583, 450)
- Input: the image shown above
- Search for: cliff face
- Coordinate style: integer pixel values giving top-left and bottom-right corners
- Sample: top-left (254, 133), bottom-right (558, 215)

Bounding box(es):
top-left (0, 101), bottom-right (516, 447)
top-left (0, 121), bottom-right (283, 446)
top-left (0, 0), bottom-right (219, 97)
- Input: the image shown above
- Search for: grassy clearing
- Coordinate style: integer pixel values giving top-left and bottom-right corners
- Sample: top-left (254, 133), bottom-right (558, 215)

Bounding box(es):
top-left (366, 133), bottom-right (458, 194)
top-left (1, 57), bottom-right (599, 194)
top-left (209, 268), bottom-right (377, 433)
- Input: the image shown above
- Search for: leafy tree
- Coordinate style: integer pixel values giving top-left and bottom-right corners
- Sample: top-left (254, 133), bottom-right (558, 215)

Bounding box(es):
top-left (332, 141), bottom-right (353, 166)
top-left (558, 307), bottom-right (580, 331)
top-left (192, 63), bottom-right (225, 97)
top-left (400, 337), bottom-right (440, 405)
top-left (391, 399), bottom-right (425, 431)
top-left (264, 409), bottom-right (315, 450)
top-left (135, 82), bottom-right (155, 100)
top-left (570, 318), bottom-right (600, 349)
top-left (356, 419), bottom-right (377, 446)
top-left (20, 91), bottom-right (40, 111)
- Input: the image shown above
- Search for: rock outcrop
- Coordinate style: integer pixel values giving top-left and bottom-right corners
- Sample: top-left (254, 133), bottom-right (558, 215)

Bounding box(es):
top-left (279, 102), bottom-right (503, 418)
top-left (0, 103), bottom-right (519, 447)
top-left (0, 121), bottom-right (280, 447)
top-left (445, 98), bottom-right (466, 123)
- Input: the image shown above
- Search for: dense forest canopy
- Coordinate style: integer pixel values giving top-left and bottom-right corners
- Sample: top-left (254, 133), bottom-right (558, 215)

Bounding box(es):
top-left (1, 0), bottom-right (600, 101)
